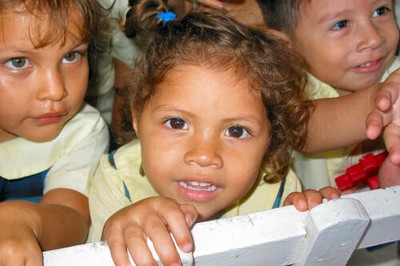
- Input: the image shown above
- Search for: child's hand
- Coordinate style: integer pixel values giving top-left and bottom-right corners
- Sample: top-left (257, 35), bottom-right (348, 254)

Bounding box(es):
top-left (366, 68), bottom-right (400, 164)
top-left (0, 202), bottom-right (43, 266)
top-left (379, 156), bottom-right (400, 187)
top-left (283, 187), bottom-right (341, 211)
top-left (102, 196), bottom-right (198, 266)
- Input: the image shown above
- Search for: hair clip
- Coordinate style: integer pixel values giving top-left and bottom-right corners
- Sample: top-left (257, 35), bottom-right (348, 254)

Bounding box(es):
top-left (156, 11), bottom-right (176, 25)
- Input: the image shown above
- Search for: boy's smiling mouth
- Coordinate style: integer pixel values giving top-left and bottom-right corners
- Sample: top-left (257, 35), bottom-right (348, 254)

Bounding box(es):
top-left (353, 58), bottom-right (383, 73)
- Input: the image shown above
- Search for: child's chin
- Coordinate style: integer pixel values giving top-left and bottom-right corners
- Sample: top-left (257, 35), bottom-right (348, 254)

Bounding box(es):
top-left (26, 128), bottom-right (63, 143)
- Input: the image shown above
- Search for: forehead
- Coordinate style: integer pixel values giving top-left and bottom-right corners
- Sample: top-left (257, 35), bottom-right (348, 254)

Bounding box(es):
top-left (0, 6), bottom-right (85, 48)
top-left (299, 0), bottom-right (392, 16)
top-left (152, 64), bottom-right (262, 108)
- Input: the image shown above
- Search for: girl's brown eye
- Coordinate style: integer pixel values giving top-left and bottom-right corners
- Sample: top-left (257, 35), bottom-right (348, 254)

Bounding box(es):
top-left (226, 125), bottom-right (250, 138)
top-left (166, 118), bottom-right (187, 130)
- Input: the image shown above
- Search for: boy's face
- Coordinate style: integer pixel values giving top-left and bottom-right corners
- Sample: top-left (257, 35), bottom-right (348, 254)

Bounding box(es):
top-left (292, 0), bottom-right (398, 93)
top-left (0, 11), bottom-right (89, 142)
top-left (133, 65), bottom-right (271, 220)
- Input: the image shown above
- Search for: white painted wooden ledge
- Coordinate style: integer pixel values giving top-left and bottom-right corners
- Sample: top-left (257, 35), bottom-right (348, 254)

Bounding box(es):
top-left (43, 185), bottom-right (400, 266)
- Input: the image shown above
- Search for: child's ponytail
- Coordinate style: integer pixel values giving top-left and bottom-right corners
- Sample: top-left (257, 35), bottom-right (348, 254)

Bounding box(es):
top-left (125, 0), bottom-right (172, 38)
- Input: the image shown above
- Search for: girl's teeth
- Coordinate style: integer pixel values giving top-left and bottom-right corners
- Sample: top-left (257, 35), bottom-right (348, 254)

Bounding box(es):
top-left (179, 181), bottom-right (217, 191)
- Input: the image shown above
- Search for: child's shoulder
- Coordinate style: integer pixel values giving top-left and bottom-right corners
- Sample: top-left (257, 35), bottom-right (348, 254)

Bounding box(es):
top-left (98, 139), bottom-right (141, 174)
top-left (383, 56), bottom-right (400, 80)
top-left (0, 103), bottom-right (108, 179)
top-left (304, 73), bottom-right (339, 100)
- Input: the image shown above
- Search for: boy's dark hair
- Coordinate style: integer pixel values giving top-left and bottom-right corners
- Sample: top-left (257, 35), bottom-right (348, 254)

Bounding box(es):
top-left (257, 0), bottom-right (302, 37)
top-left (0, 0), bottom-right (108, 89)
top-left (120, 0), bottom-right (313, 183)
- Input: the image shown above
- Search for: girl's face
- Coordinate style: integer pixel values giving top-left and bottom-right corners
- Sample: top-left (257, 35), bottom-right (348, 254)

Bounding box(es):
top-left (292, 0), bottom-right (398, 93)
top-left (0, 11), bottom-right (89, 142)
top-left (133, 65), bottom-right (271, 220)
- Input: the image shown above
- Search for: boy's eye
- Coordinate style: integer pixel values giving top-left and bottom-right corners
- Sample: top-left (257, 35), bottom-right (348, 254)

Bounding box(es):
top-left (165, 118), bottom-right (188, 130)
top-left (330, 20), bottom-right (349, 31)
top-left (373, 6), bottom-right (390, 17)
top-left (4, 57), bottom-right (30, 69)
top-left (62, 51), bottom-right (81, 63)
top-left (225, 125), bottom-right (250, 139)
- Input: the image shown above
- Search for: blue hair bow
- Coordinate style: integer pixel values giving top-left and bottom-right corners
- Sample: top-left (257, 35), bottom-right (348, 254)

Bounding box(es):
top-left (156, 11), bottom-right (176, 25)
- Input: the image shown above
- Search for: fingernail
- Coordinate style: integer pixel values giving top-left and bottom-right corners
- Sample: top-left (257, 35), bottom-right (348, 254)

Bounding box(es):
top-left (186, 216), bottom-right (194, 227)
top-left (212, 0), bottom-right (224, 9)
top-left (182, 243), bottom-right (193, 253)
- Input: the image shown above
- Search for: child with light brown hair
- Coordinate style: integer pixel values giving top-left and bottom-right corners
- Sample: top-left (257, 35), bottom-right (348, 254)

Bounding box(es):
top-left (0, 0), bottom-right (109, 264)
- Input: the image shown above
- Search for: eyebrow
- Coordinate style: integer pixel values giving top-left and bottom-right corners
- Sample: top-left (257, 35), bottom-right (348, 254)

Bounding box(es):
top-left (316, 9), bottom-right (350, 25)
top-left (153, 104), bottom-right (265, 129)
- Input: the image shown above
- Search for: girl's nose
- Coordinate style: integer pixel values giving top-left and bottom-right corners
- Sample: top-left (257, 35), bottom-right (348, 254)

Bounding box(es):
top-left (184, 133), bottom-right (223, 168)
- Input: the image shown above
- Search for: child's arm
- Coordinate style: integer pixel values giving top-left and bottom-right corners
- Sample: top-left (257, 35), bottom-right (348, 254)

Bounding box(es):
top-left (0, 189), bottom-right (89, 265)
top-left (305, 68), bottom-right (400, 164)
top-left (283, 187), bottom-right (341, 211)
top-left (102, 196), bottom-right (198, 266)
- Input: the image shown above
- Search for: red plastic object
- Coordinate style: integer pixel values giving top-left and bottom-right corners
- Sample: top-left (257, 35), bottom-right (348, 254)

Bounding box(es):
top-left (335, 151), bottom-right (388, 191)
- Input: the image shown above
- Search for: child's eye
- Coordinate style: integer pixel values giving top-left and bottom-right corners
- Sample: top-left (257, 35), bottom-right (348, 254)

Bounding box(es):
top-left (225, 125), bottom-right (250, 139)
top-left (62, 51), bottom-right (82, 63)
top-left (3, 57), bottom-right (30, 69)
top-left (330, 20), bottom-right (349, 31)
top-left (165, 117), bottom-right (188, 130)
top-left (373, 6), bottom-right (390, 17)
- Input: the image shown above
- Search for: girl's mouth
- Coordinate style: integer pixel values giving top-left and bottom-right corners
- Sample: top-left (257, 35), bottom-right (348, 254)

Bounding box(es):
top-left (178, 181), bottom-right (217, 192)
top-left (177, 180), bottom-right (221, 202)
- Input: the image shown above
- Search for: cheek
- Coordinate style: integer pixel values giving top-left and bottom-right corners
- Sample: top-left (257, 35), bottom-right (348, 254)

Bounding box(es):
top-left (230, 160), bottom-right (261, 192)
top-left (140, 139), bottom-right (175, 177)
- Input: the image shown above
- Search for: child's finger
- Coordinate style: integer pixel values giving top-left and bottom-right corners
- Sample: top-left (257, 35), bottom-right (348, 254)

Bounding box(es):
top-left (142, 199), bottom-right (193, 265)
top-left (180, 204), bottom-right (198, 228)
top-left (153, 203), bottom-right (196, 254)
top-left (379, 156), bottom-right (400, 187)
top-left (127, 219), bottom-right (171, 266)
top-left (374, 82), bottom-right (394, 113)
top-left (365, 110), bottom-right (384, 140)
top-left (200, 0), bottom-right (224, 9)
top-left (302, 189), bottom-right (324, 210)
top-left (283, 192), bottom-right (308, 211)
top-left (106, 231), bottom-right (131, 266)
top-left (383, 123), bottom-right (400, 164)
top-left (318, 186), bottom-right (341, 200)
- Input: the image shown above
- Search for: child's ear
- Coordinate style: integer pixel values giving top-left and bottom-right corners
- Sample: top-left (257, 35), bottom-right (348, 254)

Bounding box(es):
top-left (131, 107), bottom-right (140, 138)
top-left (266, 29), bottom-right (292, 48)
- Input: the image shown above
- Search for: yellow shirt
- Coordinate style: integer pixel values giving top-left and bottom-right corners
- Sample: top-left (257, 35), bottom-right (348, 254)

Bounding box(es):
top-left (0, 104), bottom-right (109, 195)
top-left (87, 140), bottom-right (302, 242)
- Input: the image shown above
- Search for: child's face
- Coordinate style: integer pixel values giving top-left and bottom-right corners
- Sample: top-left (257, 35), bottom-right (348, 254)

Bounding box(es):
top-left (133, 65), bottom-right (271, 220)
top-left (292, 0), bottom-right (398, 93)
top-left (0, 11), bottom-right (89, 142)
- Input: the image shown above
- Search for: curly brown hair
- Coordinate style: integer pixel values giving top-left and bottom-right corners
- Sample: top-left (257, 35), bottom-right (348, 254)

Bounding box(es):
top-left (119, 0), bottom-right (313, 183)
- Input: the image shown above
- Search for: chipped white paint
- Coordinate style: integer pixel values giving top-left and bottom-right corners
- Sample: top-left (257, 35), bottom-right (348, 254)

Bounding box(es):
top-left (43, 186), bottom-right (400, 266)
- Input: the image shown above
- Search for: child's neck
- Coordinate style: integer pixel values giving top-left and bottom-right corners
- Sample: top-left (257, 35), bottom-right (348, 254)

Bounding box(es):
top-left (334, 87), bottom-right (354, 96)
